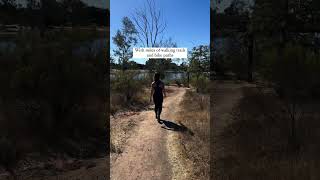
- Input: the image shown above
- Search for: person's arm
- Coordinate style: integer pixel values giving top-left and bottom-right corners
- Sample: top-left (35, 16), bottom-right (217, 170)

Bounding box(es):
top-left (163, 83), bottom-right (166, 97)
top-left (150, 83), bottom-right (154, 102)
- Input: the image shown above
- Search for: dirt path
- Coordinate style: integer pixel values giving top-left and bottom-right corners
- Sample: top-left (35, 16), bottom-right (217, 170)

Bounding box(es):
top-left (212, 81), bottom-right (252, 177)
top-left (111, 86), bottom-right (187, 180)
top-left (212, 81), bottom-right (247, 136)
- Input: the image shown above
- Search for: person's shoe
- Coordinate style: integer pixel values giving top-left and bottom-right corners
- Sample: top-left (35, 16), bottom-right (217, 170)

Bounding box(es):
top-left (157, 119), bottom-right (162, 124)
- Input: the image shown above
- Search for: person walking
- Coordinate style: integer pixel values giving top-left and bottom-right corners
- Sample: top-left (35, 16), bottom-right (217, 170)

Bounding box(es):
top-left (150, 72), bottom-right (166, 124)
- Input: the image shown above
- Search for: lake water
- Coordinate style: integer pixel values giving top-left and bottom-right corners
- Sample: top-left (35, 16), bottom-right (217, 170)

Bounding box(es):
top-left (0, 40), bottom-right (15, 53)
top-left (73, 38), bottom-right (106, 56)
top-left (110, 70), bottom-right (189, 82)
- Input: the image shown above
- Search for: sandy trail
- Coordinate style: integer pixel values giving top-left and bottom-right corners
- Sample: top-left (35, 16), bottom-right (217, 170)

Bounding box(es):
top-left (212, 81), bottom-right (246, 136)
top-left (211, 81), bottom-right (252, 178)
top-left (111, 86), bottom-right (186, 180)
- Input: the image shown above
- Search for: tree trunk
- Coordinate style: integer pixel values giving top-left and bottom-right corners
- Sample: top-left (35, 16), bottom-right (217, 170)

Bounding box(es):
top-left (196, 74), bottom-right (199, 93)
top-left (187, 72), bottom-right (190, 88)
top-left (247, 33), bottom-right (254, 82)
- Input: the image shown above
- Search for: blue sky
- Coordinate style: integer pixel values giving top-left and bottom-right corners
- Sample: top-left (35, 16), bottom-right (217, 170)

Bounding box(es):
top-left (110, 0), bottom-right (210, 64)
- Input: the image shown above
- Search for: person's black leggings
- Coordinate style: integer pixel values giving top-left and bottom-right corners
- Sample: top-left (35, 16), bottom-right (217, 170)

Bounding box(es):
top-left (153, 97), bottom-right (163, 119)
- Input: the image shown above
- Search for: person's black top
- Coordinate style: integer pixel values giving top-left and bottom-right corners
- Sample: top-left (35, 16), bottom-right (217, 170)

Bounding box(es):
top-left (153, 80), bottom-right (164, 103)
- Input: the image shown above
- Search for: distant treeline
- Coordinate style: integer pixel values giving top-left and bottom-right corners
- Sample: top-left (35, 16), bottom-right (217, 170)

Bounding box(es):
top-left (110, 59), bottom-right (188, 71)
top-left (0, 0), bottom-right (109, 27)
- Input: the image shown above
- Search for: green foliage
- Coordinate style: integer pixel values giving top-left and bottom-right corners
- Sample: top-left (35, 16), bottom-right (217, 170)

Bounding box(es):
top-left (191, 74), bottom-right (210, 93)
top-left (189, 45), bottom-right (210, 74)
top-left (188, 45), bottom-right (210, 92)
top-left (259, 44), bottom-right (320, 100)
top-left (111, 71), bottom-right (147, 102)
top-left (252, 0), bottom-right (320, 35)
top-left (110, 70), bottom-right (150, 115)
top-left (180, 75), bottom-right (189, 87)
top-left (217, 36), bottom-right (248, 79)
top-left (145, 58), bottom-right (172, 75)
top-left (112, 17), bottom-right (137, 70)
top-left (229, 52), bottom-right (248, 80)
top-left (224, 0), bottom-right (247, 16)
top-left (175, 80), bottom-right (181, 87)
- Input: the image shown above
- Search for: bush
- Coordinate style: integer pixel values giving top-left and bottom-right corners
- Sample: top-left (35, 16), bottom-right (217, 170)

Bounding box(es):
top-left (110, 70), bottom-right (150, 113)
top-left (181, 76), bottom-right (189, 87)
top-left (175, 80), bottom-right (181, 87)
top-left (191, 74), bottom-right (210, 93)
top-left (259, 44), bottom-right (320, 100)
top-left (111, 71), bottom-right (145, 102)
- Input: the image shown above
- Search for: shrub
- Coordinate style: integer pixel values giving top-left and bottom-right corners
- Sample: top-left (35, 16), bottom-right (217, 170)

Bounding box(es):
top-left (180, 76), bottom-right (189, 87)
top-left (110, 70), bottom-right (150, 114)
top-left (191, 74), bottom-right (210, 93)
top-left (258, 44), bottom-right (320, 149)
top-left (175, 80), bottom-right (181, 87)
top-left (111, 71), bottom-right (145, 102)
top-left (259, 44), bottom-right (320, 100)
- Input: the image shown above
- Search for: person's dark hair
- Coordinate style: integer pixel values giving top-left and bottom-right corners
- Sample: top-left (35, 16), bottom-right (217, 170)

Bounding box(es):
top-left (154, 72), bottom-right (160, 81)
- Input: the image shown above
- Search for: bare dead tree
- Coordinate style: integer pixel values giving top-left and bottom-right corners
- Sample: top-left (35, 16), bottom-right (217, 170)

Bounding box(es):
top-left (131, 0), bottom-right (167, 47)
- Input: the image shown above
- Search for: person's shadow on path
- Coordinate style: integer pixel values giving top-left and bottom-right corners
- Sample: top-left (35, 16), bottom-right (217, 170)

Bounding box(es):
top-left (160, 119), bottom-right (194, 136)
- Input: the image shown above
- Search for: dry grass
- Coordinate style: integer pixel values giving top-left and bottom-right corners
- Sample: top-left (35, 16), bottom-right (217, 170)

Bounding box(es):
top-left (110, 88), bottom-right (149, 116)
top-left (110, 115), bottom-right (139, 155)
top-left (110, 84), bottom-right (176, 116)
top-left (214, 86), bottom-right (320, 180)
top-left (177, 90), bottom-right (210, 180)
